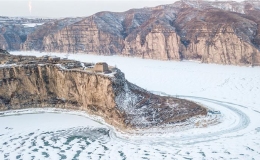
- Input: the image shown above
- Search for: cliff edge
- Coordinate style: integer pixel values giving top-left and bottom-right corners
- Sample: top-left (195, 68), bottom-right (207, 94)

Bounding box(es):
top-left (0, 51), bottom-right (207, 131)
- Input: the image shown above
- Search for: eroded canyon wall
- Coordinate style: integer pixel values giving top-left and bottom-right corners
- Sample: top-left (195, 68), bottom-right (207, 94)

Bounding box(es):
top-left (0, 52), bottom-right (207, 130)
top-left (3, 1), bottom-right (260, 65)
top-left (0, 64), bottom-right (128, 128)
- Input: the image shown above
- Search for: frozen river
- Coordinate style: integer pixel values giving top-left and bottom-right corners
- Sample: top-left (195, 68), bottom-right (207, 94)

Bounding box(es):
top-left (0, 51), bottom-right (260, 159)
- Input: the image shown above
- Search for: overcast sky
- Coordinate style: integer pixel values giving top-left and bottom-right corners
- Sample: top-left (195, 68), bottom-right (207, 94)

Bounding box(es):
top-left (0, 0), bottom-right (245, 18)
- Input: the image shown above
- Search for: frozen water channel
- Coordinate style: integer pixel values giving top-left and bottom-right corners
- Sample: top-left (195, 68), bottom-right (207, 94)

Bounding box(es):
top-left (0, 51), bottom-right (260, 159)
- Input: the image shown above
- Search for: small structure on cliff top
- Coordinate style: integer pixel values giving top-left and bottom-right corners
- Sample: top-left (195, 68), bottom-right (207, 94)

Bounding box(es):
top-left (94, 62), bottom-right (109, 73)
top-left (48, 56), bottom-right (60, 62)
top-left (40, 55), bottom-right (61, 62)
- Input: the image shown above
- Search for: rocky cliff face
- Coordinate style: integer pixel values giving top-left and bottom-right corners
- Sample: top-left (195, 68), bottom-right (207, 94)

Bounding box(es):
top-left (0, 54), bottom-right (125, 128)
top-left (21, 18), bottom-right (83, 51)
top-left (0, 24), bottom-right (31, 50)
top-left (0, 17), bottom-right (52, 51)
top-left (18, 0), bottom-right (260, 66)
top-left (0, 52), bottom-right (207, 130)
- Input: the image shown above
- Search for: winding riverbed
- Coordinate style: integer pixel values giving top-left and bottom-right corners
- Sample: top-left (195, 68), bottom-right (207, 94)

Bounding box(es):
top-left (0, 52), bottom-right (259, 159)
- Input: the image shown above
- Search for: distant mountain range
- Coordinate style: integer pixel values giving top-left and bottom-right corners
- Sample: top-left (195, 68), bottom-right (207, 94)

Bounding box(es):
top-left (1, 0), bottom-right (260, 66)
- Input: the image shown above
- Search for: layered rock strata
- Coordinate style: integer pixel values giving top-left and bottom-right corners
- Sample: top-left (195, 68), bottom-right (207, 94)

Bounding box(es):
top-left (17, 0), bottom-right (260, 66)
top-left (0, 51), bottom-right (207, 130)
top-left (1, 1), bottom-right (260, 66)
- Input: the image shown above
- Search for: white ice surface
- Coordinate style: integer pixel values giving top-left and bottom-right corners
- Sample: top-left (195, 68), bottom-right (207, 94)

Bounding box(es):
top-left (0, 51), bottom-right (259, 159)
top-left (0, 112), bottom-right (103, 132)
top-left (22, 23), bottom-right (44, 27)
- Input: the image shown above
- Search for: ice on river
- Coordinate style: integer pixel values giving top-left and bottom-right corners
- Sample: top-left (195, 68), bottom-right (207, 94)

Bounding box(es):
top-left (0, 51), bottom-right (259, 159)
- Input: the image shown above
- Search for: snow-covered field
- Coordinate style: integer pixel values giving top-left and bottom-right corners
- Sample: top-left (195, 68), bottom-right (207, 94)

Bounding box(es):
top-left (0, 51), bottom-right (259, 159)
top-left (22, 23), bottom-right (44, 27)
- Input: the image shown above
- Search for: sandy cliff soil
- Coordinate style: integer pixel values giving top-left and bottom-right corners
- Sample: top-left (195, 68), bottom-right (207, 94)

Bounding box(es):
top-left (0, 51), bottom-right (207, 131)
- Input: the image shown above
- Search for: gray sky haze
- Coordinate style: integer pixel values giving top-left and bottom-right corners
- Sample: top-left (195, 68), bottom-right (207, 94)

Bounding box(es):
top-left (0, 0), bottom-right (178, 18)
top-left (0, 0), bottom-right (246, 18)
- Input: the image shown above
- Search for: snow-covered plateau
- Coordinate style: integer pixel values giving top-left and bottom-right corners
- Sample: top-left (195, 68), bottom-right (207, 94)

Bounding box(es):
top-left (1, 51), bottom-right (260, 159)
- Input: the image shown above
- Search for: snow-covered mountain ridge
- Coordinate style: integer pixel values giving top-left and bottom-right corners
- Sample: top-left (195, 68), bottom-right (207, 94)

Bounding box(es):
top-left (1, 1), bottom-right (260, 65)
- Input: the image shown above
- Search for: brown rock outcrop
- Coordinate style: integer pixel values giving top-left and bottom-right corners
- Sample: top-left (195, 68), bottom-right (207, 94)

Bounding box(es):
top-left (40, 18), bottom-right (124, 54)
top-left (0, 1), bottom-right (258, 66)
top-left (19, 1), bottom-right (260, 66)
top-left (0, 52), bottom-right (207, 131)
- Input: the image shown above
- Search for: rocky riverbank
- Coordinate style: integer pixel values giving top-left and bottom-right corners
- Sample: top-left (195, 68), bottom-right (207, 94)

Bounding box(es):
top-left (0, 50), bottom-right (207, 131)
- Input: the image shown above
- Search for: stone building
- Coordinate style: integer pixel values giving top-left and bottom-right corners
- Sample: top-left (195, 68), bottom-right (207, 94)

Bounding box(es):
top-left (94, 62), bottom-right (109, 73)
top-left (48, 56), bottom-right (60, 62)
